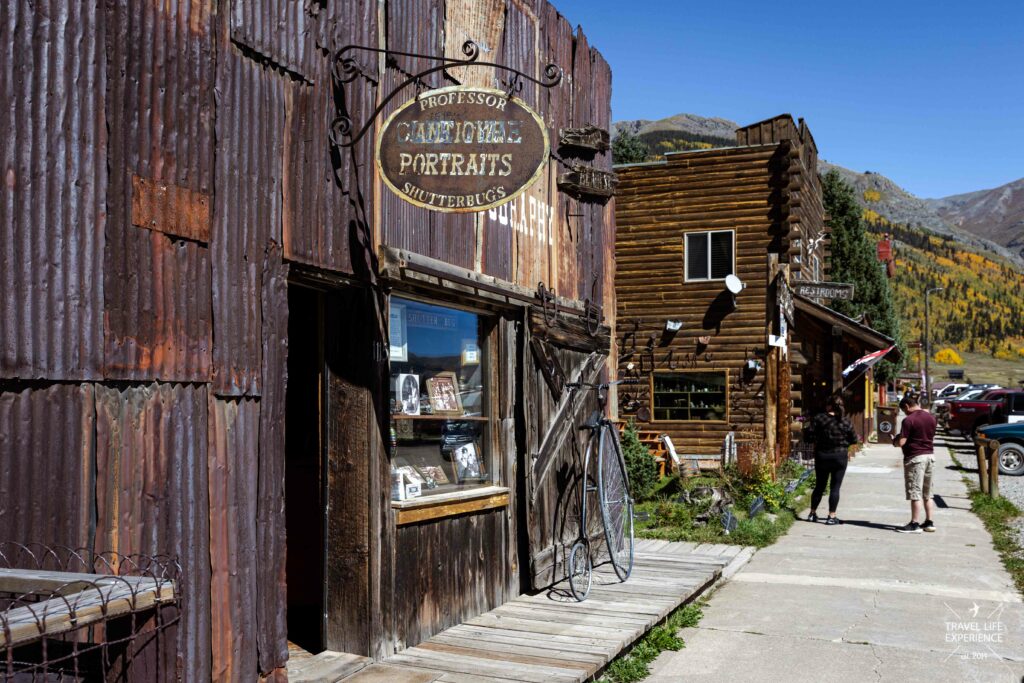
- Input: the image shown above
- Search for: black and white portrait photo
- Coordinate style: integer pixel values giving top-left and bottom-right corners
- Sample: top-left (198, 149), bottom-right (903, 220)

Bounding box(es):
top-left (397, 373), bottom-right (420, 416)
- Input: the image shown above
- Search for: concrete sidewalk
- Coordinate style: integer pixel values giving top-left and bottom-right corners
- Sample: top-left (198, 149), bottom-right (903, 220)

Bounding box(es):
top-left (647, 440), bottom-right (1024, 682)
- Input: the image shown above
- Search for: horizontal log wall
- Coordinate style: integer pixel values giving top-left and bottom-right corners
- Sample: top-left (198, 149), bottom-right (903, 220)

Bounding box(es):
top-left (614, 145), bottom-right (789, 455)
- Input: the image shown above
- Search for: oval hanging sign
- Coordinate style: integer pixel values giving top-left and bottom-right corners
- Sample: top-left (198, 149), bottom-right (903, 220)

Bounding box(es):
top-left (376, 86), bottom-right (550, 213)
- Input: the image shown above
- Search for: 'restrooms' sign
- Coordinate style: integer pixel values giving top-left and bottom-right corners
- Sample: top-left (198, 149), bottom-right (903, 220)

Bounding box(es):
top-left (376, 86), bottom-right (549, 213)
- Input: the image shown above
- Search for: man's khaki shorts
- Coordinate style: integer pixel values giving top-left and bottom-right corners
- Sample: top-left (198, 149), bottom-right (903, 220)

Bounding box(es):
top-left (904, 454), bottom-right (934, 501)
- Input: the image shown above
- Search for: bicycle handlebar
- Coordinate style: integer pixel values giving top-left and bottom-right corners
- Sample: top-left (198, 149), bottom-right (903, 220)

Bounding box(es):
top-left (565, 379), bottom-right (640, 391)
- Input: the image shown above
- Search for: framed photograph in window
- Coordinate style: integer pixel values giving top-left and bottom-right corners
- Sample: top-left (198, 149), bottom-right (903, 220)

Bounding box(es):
top-left (396, 373), bottom-right (421, 415)
top-left (426, 371), bottom-right (462, 416)
top-left (452, 442), bottom-right (486, 482)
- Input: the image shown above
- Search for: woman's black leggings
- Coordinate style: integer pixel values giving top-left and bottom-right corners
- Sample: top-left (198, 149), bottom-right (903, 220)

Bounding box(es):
top-left (811, 451), bottom-right (849, 514)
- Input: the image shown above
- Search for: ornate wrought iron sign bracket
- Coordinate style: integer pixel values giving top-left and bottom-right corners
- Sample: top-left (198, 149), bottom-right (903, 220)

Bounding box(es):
top-left (330, 40), bottom-right (562, 150)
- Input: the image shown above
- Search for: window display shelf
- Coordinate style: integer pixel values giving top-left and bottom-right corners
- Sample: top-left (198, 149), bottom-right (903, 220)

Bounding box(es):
top-left (392, 486), bottom-right (510, 526)
top-left (392, 415), bottom-right (489, 422)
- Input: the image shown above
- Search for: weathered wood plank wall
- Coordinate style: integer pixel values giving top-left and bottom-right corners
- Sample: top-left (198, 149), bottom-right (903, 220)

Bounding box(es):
top-left (1, 0), bottom-right (612, 676)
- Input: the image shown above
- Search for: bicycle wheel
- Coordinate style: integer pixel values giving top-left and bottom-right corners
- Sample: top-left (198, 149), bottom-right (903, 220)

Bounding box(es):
top-left (597, 425), bottom-right (635, 581)
top-left (568, 539), bottom-right (592, 601)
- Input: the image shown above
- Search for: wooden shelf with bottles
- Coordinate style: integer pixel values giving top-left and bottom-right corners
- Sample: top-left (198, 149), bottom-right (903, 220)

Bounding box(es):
top-left (649, 369), bottom-right (730, 423)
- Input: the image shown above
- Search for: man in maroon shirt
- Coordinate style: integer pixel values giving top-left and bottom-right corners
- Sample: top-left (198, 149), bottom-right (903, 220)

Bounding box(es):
top-left (891, 395), bottom-right (938, 533)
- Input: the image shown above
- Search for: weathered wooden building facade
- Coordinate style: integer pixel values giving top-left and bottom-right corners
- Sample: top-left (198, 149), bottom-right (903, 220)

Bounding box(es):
top-left (613, 115), bottom-right (890, 463)
top-left (1, 0), bottom-right (614, 679)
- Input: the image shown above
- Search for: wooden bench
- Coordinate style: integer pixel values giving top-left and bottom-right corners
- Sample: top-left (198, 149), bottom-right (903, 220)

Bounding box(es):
top-left (0, 568), bottom-right (176, 648)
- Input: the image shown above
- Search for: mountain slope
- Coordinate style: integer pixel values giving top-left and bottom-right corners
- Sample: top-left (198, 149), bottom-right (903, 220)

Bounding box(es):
top-left (611, 113), bottom-right (738, 142)
top-left (820, 162), bottom-right (1024, 268)
top-left (928, 178), bottom-right (1024, 261)
top-left (612, 113), bottom-right (737, 157)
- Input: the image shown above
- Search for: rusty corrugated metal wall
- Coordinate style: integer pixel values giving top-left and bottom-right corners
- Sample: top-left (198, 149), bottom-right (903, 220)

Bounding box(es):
top-left (1, 0), bottom-right (610, 678)
top-left (1, 1), bottom-right (107, 380)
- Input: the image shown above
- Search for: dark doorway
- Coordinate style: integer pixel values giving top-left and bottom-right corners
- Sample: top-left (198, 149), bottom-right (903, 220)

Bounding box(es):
top-left (285, 284), bottom-right (326, 653)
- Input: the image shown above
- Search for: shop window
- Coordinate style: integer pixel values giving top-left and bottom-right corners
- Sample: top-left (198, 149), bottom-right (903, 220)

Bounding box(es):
top-left (388, 296), bottom-right (493, 500)
top-left (651, 370), bottom-right (728, 422)
top-left (684, 230), bottom-right (734, 281)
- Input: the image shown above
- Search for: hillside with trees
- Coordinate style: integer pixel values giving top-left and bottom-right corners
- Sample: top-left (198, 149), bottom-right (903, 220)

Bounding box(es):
top-left (865, 215), bottom-right (1024, 362)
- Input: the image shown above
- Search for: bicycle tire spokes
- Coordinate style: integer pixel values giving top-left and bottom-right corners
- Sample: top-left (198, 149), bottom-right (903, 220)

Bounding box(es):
top-left (598, 427), bottom-right (635, 581)
top-left (568, 540), bottom-right (592, 601)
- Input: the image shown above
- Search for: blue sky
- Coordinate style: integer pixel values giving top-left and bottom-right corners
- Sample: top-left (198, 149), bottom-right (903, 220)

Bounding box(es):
top-left (553, 0), bottom-right (1023, 198)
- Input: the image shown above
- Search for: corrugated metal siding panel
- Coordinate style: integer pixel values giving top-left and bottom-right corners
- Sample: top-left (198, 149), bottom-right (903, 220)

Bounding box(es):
top-left (0, 1), bottom-right (106, 380)
top-left (282, 0), bottom-right (378, 275)
top-left (230, 0), bottom-right (315, 79)
top-left (212, 45), bottom-right (286, 396)
top-left (103, 0), bottom-right (215, 382)
top-left (257, 245), bottom-right (289, 674)
top-left (0, 384), bottom-right (95, 549)
top-left (209, 395), bottom-right (260, 682)
top-left (380, 0), bottom-right (444, 259)
top-left (94, 382), bottom-right (212, 681)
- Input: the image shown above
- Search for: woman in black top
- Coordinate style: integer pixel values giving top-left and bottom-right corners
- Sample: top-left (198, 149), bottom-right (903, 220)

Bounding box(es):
top-left (804, 395), bottom-right (859, 525)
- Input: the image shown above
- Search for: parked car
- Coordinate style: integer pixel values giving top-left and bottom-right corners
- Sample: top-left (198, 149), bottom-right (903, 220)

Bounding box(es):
top-left (935, 386), bottom-right (999, 428)
top-left (975, 422), bottom-right (1024, 476)
top-left (947, 389), bottom-right (1024, 437)
top-left (934, 383), bottom-right (969, 399)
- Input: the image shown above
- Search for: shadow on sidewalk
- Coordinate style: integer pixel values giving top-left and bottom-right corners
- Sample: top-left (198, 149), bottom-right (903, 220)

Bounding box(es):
top-left (839, 519), bottom-right (899, 532)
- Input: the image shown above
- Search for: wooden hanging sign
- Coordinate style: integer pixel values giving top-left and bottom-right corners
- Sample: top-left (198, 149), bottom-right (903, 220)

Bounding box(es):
top-left (558, 124), bottom-right (610, 152)
top-left (376, 85), bottom-right (549, 213)
top-left (794, 281), bottom-right (855, 301)
top-left (557, 164), bottom-right (618, 198)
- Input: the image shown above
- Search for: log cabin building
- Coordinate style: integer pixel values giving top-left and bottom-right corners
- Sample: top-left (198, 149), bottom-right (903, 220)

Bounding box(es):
top-left (613, 115), bottom-right (893, 466)
top-left (1, 0), bottom-right (616, 679)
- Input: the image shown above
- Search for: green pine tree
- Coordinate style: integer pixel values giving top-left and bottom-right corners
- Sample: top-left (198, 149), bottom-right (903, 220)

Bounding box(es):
top-left (821, 170), bottom-right (904, 383)
top-left (612, 130), bottom-right (649, 165)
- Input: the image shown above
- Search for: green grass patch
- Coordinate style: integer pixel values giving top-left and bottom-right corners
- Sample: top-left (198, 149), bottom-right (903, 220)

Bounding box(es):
top-left (949, 451), bottom-right (1024, 597)
top-left (634, 462), bottom-right (815, 548)
top-left (967, 490), bottom-right (1024, 596)
top-left (598, 602), bottom-right (705, 683)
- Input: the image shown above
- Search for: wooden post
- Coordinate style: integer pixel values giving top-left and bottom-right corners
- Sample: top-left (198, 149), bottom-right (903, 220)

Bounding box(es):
top-left (976, 444), bottom-right (989, 495)
top-left (988, 441), bottom-right (1000, 499)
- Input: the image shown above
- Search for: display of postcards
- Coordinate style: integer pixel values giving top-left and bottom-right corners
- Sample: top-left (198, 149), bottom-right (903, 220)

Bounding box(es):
top-left (416, 465), bottom-right (450, 486)
top-left (394, 465), bottom-right (425, 486)
top-left (452, 442), bottom-right (485, 482)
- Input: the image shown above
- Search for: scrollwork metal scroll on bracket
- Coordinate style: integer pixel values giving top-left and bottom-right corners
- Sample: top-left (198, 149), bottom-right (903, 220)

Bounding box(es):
top-left (329, 40), bottom-right (563, 150)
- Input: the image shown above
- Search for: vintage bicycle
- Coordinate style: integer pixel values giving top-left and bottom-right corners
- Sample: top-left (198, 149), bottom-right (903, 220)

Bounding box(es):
top-left (565, 379), bottom-right (636, 601)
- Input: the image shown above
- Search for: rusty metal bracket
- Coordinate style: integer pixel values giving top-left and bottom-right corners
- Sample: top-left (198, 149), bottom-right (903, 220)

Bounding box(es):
top-left (537, 281), bottom-right (559, 329)
top-left (330, 40), bottom-right (562, 149)
top-left (582, 276), bottom-right (603, 337)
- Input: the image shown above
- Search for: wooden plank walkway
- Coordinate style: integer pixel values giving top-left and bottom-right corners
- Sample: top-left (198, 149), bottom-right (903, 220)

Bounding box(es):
top-left (375, 540), bottom-right (752, 683)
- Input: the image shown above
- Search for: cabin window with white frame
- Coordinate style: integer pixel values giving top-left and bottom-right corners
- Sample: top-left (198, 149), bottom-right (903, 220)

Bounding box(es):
top-left (684, 230), bottom-right (734, 281)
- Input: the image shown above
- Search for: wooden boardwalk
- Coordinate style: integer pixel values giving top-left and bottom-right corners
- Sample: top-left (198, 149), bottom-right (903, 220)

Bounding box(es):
top-left (370, 541), bottom-right (751, 683)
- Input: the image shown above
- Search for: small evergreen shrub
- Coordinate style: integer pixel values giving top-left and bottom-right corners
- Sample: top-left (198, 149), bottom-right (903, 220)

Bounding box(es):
top-left (621, 420), bottom-right (658, 502)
